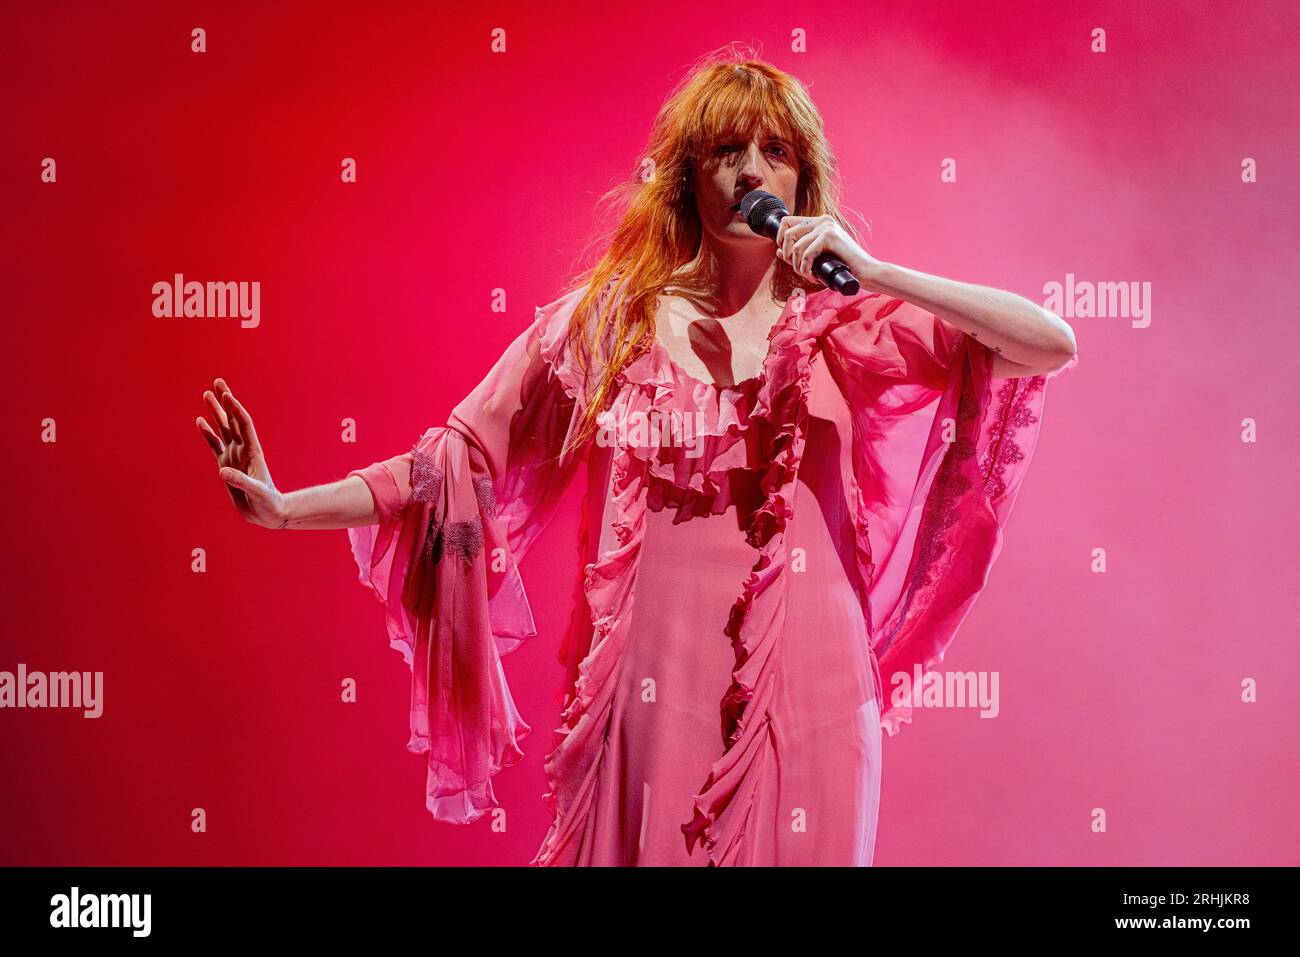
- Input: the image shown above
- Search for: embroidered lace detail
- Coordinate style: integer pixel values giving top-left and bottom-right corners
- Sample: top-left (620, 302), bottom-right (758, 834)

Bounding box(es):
top-left (423, 516), bottom-right (485, 565)
top-left (472, 475), bottom-right (497, 515)
top-left (444, 519), bottom-right (485, 562)
top-left (979, 375), bottom-right (1044, 501)
top-left (411, 448), bottom-right (443, 504)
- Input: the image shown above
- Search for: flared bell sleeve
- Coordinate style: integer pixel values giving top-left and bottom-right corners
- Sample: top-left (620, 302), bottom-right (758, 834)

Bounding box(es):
top-left (345, 289), bottom-right (590, 823)
top-left (821, 291), bottom-right (1077, 736)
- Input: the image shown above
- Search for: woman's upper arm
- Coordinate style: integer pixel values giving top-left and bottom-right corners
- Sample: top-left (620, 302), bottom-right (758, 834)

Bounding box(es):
top-left (446, 313), bottom-right (571, 483)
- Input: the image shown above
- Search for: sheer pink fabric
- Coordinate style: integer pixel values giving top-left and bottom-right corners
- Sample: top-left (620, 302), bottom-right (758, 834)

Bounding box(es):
top-left (346, 281), bottom-right (1075, 864)
top-left (820, 295), bottom-right (1079, 735)
top-left (345, 316), bottom-right (584, 823)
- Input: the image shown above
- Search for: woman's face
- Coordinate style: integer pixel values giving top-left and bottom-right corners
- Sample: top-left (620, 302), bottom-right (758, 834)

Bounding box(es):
top-left (693, 131), bottom-right (801, 249)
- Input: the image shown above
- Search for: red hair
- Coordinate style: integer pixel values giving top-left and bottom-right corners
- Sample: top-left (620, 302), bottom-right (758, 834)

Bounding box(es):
top-left (556, 43), bottom-right (866, 456)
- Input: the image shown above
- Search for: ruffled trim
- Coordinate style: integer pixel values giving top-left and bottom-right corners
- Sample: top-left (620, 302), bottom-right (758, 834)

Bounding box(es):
top-left (617, 339), bottom-right (766, 521)
top-left (527, 280), bottom-right (1067, 862)
top-left (529, 283), bottom-right (837, 865)
top-left (680, 287), bottom-right (849, 864)
top-left (537, 284), bottom-right (765, 506)
top-left (529, 396), bottom-right (651, 865)
top-left (536, 286), bottom-right (594, 407)
top-left (525, 282), bottom-right (644, 864)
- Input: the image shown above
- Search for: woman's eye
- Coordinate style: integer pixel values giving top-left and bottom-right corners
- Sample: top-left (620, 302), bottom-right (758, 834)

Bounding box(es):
top-left (713, 142), bottom-right (791, 162)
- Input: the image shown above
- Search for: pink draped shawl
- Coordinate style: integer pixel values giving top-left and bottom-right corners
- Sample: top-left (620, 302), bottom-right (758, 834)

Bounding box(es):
top-left (345, 281), bottom-right (1076, 862)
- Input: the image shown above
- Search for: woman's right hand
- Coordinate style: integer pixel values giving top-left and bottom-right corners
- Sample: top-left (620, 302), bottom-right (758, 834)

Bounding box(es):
top-left (197, 377), bottom-right (288, 529)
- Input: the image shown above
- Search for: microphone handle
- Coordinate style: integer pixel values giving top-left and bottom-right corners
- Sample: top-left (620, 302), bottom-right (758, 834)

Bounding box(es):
top-left (812, 252), bottom-right (861, 296)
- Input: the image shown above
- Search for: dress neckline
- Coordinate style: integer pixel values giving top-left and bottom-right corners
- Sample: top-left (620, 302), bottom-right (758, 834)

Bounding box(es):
top-left (650, 294), bottom-right (800, 392)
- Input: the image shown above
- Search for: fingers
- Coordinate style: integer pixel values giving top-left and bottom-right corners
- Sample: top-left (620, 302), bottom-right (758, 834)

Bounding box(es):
top-left (221, 387), bottom-right (259, 451)
top-left (219, 390), bottom-right (244, 445)
top-left (203, 389), bottom-right (232, 445)
top-left (777, 232), bottom-right (805, 275)
top-left (776, 217), bottom-right (811, 272)
top-left (776, 215), bottom-right (810, 241)
top-left (218, 465), bottom-right (262, 497)
top-left (784, 218), bottom-right (831, 279)
top-left (196, 417), bottom-right (224, 456)
top-left (212, 377), bottom-right (246, 446)
top-left (791, 230), bottom-right (820, 278)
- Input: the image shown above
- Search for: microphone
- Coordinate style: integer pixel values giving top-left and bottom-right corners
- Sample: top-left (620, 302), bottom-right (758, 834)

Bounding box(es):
top-left (739, 189), bottom-right (860, 296)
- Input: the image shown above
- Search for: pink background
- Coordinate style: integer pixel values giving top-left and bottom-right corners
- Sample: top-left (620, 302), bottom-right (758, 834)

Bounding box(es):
top-left (3, 1), bottom-right (1297, 866)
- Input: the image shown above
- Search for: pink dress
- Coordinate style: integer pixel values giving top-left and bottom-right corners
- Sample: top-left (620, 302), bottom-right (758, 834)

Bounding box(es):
top-left (345, 282), bottom-right (1075, 866)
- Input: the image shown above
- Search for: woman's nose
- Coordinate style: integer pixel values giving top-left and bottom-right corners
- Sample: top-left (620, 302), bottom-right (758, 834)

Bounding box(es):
top-left (737, 145), bottom-right (772, 191)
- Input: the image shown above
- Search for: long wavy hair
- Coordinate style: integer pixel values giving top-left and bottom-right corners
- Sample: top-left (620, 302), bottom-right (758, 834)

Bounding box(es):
top-left (555, 45), bottom-right (866, 457)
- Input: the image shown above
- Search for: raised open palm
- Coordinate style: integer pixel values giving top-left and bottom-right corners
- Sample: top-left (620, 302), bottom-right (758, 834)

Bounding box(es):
top-left (196, 377), bottom-right (287, 528)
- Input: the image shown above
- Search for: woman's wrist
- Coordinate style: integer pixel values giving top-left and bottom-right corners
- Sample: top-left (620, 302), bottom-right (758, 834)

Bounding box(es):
top-left (271, 488), bottom-right (298, 529)
top-left (850, 254), bottom-right (894, 294)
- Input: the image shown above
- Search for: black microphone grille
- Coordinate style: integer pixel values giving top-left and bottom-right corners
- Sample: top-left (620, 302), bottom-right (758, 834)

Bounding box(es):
top-left (739, 189), bottom-right (787, 232)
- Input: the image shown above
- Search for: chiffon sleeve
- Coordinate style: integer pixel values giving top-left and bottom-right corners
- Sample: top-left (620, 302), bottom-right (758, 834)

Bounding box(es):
top-left (821, 292), bottom-right (1078, 735)
top-left (345, 287), bottom-right (590, 823)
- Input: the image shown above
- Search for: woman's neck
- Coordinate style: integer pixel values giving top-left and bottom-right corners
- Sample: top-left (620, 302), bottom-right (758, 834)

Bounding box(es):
top-left (670, 241), bottom-right (782, 318)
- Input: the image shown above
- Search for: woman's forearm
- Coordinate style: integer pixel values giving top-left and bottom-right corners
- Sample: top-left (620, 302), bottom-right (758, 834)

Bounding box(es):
top-left (854, 257), bottom-right (1078, 373)
top-left (277, 475), bottom-right (379, 530)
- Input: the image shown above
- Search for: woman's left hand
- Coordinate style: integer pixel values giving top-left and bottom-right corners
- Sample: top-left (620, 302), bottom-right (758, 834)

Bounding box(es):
top-left (774, 214), bottom-right (881, 287)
